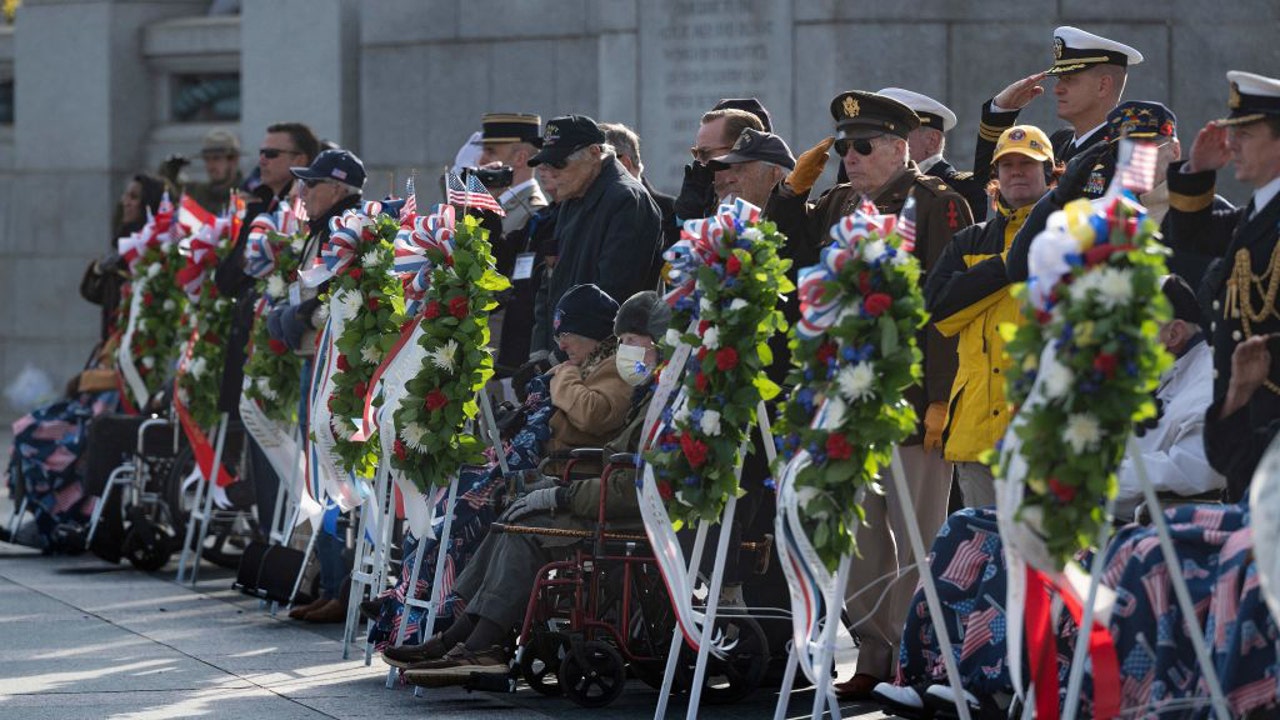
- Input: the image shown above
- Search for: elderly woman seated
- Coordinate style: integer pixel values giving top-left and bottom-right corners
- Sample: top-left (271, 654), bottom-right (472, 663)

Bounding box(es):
top-left (362, 286), bottom-right (657, 643)
top-left (379, 290), bottom-right (670, 682)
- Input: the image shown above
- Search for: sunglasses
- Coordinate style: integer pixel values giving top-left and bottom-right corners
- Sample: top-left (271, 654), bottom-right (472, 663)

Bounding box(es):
top-left (833, 137), bottom-right (882, 158)
top-left (690, 144), bottom-right (733, 164)
top-left (259, 147), bottom-right (298, 159)
top-left (301, 178), bottom-right (330, 189)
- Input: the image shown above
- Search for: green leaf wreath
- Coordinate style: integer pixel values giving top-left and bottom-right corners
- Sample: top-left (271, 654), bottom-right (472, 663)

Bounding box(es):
top-left (125, 242), bottom-right (188, 393)
top-left (773, 209), bottom-right (927, 569)
top-left (389, 208), bottom-right (509, 490)
top-left (175, 228), bottom-right (236, 429)
top-left (643, 202), bottom-right (792, 527)
top-left (996, 195), bottom-right (1172, 565)
top-left (242, 215), bottom-right (306, 423)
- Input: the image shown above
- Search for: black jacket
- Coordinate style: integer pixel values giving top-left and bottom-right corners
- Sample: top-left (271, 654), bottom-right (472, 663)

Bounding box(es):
top-left (925, 158), bottom-right (989, 223)
top-left (530, 158), bottom-right (663, 356)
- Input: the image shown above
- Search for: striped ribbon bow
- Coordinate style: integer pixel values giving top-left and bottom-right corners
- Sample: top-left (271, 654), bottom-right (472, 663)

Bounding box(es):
top-left (394, 203), bottom-right (456, 316)
top-left (176, 220), bottom-right (229, 301)
top-left (662, 198), bottom-right (763, 309)
top-left (795, 244), bottom-right (857, 340)
top-left (244, 214), bottom-right (281, 279)
top-left (300, 209), bottom-right (372, 287)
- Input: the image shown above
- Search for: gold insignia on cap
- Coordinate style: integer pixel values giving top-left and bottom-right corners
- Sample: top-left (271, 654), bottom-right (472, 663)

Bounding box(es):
top-left (1053, 36), bottom-right (1064, 60)
top-left (1229, 82), bottom-right (1242, 110)
top-left (842, 95), bottom-right (860, 118)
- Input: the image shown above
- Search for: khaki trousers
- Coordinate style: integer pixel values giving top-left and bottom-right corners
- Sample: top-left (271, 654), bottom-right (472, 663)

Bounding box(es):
top-left (843, 444), bottom-right (951, 678)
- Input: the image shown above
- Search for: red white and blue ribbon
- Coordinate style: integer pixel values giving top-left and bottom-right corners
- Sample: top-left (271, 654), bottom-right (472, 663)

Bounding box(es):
top-left (244, 213), bottom-right (282, 279)
top-left (305, 302), bottom-right (362, 511)
top-left (175, 219), bottom-right (230, 301)
top-left (793, 200), bottom-right (898, 341)
top-left (394, 203), bottom-right (456, 316)
top-left (661, 198), bottom-right (762, 308)
top-left (299, 209), bottom-right (373, 288)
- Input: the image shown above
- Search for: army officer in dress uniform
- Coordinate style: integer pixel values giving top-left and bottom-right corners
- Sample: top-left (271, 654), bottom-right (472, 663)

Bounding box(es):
top-left (1167, 70), bottom-right (1280, 502)
top-left (769, 90), bottom-right (975, 700)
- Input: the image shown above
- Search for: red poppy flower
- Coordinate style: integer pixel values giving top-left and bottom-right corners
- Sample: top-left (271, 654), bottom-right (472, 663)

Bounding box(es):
top-left (680, 432), bottom-right (709, 469)
top-left (825, 433), bottom-right (853, 461)
top-left (448, 296), bottom-right (468, 319)
top-left (268, 338), bottom-right (288, 355)
top-left (424, 300), bottom-right (441, 320)
top-left (863, 292), bottom-right (892, 317)
top-left (715, 347), bottom-right (738, 371)
top-left (424, 388), bottom-right (448, 412)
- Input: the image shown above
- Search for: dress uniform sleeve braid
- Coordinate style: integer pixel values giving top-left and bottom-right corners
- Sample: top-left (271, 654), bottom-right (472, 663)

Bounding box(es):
top-left (1165, 160), bottom-right (1239, 259)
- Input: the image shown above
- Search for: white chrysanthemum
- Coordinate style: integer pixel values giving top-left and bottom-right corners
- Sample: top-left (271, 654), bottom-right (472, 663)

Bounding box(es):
top-left (147, 262), bottom-right (162, 278)
top-left (1096, 267), bottom-right (1133, 309)
top-left (861, 239), bottom-right (887, 264)
top-left (740, 227), bottom-right (764, 243)
top-left (728, 298), bottom-right (748, 312)
top-left (665, 328), bottom-right (682, 347)
top-left (266, 276), bottom-right (286, 300)
top-left (361, 248), bottom-right (384, 269)
top-left (256, 376), bottom-right (277, 400)
top-left (290, 237), bottom-right (305, 253)
top-left (429, 339), bottom-right (459, 373)
top-left (215, 298), bottom-right (228, 312)
top-left (163, 299), bottom-right (176, 312)
top-left (189, 356), bottom-right (207, 379)
top-left (1040, 351), bottom-right (1074, 400)
top-left (338, 289), bottom-right (363, 316)
top-left (825, 396), bottom-right (848, 428)
top-left (1068, 270), bottom-right (1101, 303)
top-left (141, 356), bottom-right (155, 369)
top-left (890, 248), bottom-right (911, 266)
top-left (702, 326), bottom-right (720, 350)
top-left (330, 415), bottom-right (350, 440)
top-left (699, 297), bottom-right (713, 314)
top-left (700, 409), bottom-right (722, 437)
top-left (400, 422), bottom-right (428, 452)
top-left (1064, 413), bottom-right (1102, 453)
top-left (837, 362), bottom-right (876, 402)
top-left (360, 343), bottom-right (382, 365)
top-left (673, 406), bottom-right (690, 427)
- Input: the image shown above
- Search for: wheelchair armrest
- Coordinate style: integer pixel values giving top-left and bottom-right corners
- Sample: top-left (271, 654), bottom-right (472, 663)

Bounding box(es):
top-left (608, 452), bottom-right (637, 467)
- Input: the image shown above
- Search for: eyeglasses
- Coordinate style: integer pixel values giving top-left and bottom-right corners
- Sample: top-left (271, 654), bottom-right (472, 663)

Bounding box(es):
top-left (259, 147), bottom-right (299, 159)
top-left (833, 136), bottom-right (883, 158)
top-left (691, 144), bottom-right (733, 164)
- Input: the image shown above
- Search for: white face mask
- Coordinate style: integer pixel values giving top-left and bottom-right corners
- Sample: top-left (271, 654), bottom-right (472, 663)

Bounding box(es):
top-left (615, 343), bottom-right (652, 387)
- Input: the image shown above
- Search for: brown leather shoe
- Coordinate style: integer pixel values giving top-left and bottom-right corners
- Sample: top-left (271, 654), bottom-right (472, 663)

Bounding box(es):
top-left (382, 633), bottom-right (449, 669)
top-left (834, 673), bottom-right (884, 701)
top-left (303, 598), bottom-right (347, 624)
top-left (288, 596), bottom-right (328, 620)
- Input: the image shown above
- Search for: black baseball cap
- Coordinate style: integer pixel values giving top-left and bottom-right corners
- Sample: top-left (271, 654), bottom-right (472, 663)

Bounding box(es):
top-left (707, 128), bottom-right (797, 171)
top-left (528, 115), bottom-right (606, 167)
top-left (290, 148), bottom-right (367, 189)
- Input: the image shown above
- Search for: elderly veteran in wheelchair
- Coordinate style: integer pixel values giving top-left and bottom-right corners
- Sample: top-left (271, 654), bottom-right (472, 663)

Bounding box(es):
top-left (380, 291), bottom-right (670, 681)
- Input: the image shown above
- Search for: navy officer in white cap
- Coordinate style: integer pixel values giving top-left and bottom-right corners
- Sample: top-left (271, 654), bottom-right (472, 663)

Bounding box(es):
top-left (974, 25), bottom-right (1143, 170)
top-left (1167, 70), bottom-right (1280, 502)
top-left (878, 87), bottom-right (988, 219)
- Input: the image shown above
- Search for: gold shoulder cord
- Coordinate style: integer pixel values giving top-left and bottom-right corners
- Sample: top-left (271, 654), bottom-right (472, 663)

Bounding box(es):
top-left (1226, 244), bottom-right (1280, 394)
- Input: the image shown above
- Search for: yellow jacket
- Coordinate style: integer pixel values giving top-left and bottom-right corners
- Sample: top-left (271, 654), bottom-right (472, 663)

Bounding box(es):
top-left (923, 205), bottom-right (1031, 462)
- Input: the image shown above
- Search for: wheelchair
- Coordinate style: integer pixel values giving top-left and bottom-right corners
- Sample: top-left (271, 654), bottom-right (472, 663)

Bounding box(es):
top-left (490, 449), bottom-right (772, 708)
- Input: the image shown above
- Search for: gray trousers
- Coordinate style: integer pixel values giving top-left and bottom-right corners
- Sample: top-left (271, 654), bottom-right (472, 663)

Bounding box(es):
top-left (453, 520), bottom-right (554, 629)
top-left (955, 461), bottom-right (997, 508)
top-left (843, 444), bottom-right (951, 678)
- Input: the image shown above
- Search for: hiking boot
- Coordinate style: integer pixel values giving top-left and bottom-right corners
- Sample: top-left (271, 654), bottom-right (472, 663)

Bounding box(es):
top-left (288, 596), bottom-right (328, 620)
top-left (302, 598), bottom-right (346, 624)
top-left (382, 633), bottom-right (448, 669)
top-left (403, 643), bottom-right (508, 686)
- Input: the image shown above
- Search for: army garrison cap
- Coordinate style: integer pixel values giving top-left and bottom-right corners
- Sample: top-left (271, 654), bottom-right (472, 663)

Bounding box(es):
top-left (876, 88), bottom-right (957, 132)
top-left (707, 128), bottom-right (797, 171)
top-left (1105, 101), bottom-right (1177, 141)
top-left (481, 113), bottom-right (543, 145)
top-left (829, 90), bottom-right (920, 141)
top-left (1047, 26), bottom-right (1143, 76)
top-left (1219, 71), bottom-right (1280, 126)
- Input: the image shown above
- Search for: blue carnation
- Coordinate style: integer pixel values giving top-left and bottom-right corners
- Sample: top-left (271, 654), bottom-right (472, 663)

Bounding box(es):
top-left (684, 475), bottom-right (700, 486)
top-left (763, 476), bottom-right (777, 491)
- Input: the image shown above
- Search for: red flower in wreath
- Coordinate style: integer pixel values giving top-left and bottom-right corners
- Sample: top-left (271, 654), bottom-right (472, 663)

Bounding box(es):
top-left (715, 347), bottom-right (738, 371)
top-left (726, 255), bottom-right (742, 275)
top-left (863, 292), bottom-right (892, 317)
top-left (268, 339), bottom-right (288, 355)
top-left (424, 388), bottom-right (448, 412)
top-left (1048, 476), bottom-right (1076, 503)
top-left (204, 331), bottom-right (221, 345)
top-left (348, 268), bottom-right (363, 280)
top-left (857, 270), bottom-right (871, 295)
top-left (694, 372), bottom-right (708, 393)
top-left (143, 292), bottom-right (154, 307)
top-left (367, 296), bottom-right (380, 311)
top-left (1093, 352), bottom-right (1118, 379)
top-left (815, 341), bottom-right (838, 365)
top-left (353, 380), bottom-right (367, 400)
top-left (424, 300), bottom-right (441, 320)
top-left (680, 432), bottom-right (709, 469)
top-left (448, 296), bottom-right (469, 319)
top-left (656, 479), bottom-right (674, 500)
top-left (393, 439), bottom-right (408, 462)
top-left (337, 354), bottom-right (350, 371)
top-left (825, 433), bottom-right (853, 461)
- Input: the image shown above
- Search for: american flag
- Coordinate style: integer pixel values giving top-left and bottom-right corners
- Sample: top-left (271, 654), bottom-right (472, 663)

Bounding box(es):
top-left (897, 195), bottom-right (918, 252)
top-left (401, 175), bottom-right (417, 223)
top-left (1118, 139), bottom-right (1158, 194)
top-left (446, 170), bottom-right (506, 217)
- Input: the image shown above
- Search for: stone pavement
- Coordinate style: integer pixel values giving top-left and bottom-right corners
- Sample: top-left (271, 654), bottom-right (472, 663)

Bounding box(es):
top-left (0, 512), bottom-right (900, 720)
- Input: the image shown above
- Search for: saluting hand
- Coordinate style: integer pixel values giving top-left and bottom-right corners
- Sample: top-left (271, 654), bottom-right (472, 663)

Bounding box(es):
top-left (1186, 121), bottom-right (1231, 174)
top-left (1222, 334), bottom-right (1273, 419)
top-left (993, 72), bottom-right (1048, 111)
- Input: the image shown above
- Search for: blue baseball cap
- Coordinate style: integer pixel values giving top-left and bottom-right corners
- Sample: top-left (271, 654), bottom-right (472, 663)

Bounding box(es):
top-left (290, 148), bottom-right (366, 189)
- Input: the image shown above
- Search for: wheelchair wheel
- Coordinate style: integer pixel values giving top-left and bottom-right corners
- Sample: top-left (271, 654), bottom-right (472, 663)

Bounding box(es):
top-left (519, 630), bottom-right (568, 696)
top-left (164, 445), bottom-right (253, 570)
top-left (676, 614), bottom-right (770, 705)
top-left (123, 518), bottom-right (174, 572)
top-left (558, 640), bottom-right (626, 708)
